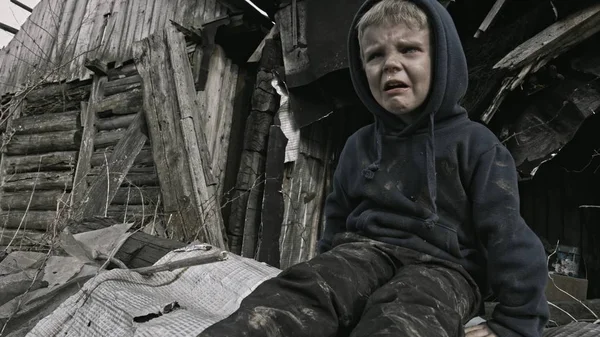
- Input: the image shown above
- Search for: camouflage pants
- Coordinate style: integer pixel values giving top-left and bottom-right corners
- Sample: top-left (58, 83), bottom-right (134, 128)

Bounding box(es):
top-left (199, 233), bottom-right (481, 337)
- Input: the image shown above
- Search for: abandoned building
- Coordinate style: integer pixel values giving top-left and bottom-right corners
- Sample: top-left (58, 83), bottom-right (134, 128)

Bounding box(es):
top-left (0, 0), bottom-right (599, 335)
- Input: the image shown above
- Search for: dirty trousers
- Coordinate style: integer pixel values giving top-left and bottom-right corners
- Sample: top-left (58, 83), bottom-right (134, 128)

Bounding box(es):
top-left (199, 234), bottom-right (481, 337)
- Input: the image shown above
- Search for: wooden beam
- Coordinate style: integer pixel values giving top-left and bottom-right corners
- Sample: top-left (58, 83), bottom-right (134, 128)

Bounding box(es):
top-left (0, 22), bottom-right (18, 35)
top-left (2, 171), bottom-right (74, 192)
top-left (4, 151), bottom-right (78, 174)
top-left (255, 125), bottom-right (286, 266)
top-left (84, 58), bottom-right (108, 76)
top-left (72, 112), bottom-right (148, 220)
top-left (102, 75), bottom-right (142, 97)
top-left (1, 190), bottom-right (70, 211)
top-left (228, 38), bottom-right (282, 254)
top-left (474, 0), bottom-right (507, 38)
top-left (0, 211), bottom-right (59, 230)
top-left (5, 130), bottom-right (81, 155)
top-left (12, 110), bottom-right (80, 135)
top-left (134, 28), bottom-right (225, 247)
top-left (167, 25), bottom-right (225, 248)
top-left (10, 0), bottom-right (33, 13)
top-left (72, 77), bottom-right (103, 208)
top-left (494, 4), bottom-right (600, 71)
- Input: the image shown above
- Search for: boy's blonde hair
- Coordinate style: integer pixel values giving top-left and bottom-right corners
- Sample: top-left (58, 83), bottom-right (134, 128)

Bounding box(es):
top-left (357, 0), bottom-right (429, 43)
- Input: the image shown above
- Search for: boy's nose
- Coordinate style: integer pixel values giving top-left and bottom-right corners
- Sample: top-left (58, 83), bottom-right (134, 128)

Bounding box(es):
top-left (383, 57), bottom-right (403, 74)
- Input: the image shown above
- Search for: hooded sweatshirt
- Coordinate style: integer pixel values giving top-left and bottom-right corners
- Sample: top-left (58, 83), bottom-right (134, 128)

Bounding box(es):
top-left (317, 1), bottom-right (549, 336)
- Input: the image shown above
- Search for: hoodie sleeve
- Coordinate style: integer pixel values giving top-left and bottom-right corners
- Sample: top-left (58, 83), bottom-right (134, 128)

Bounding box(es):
top-left (317, 145), bottom-right (354, 254)
top-left (470, 144), bottom-right (549, 337)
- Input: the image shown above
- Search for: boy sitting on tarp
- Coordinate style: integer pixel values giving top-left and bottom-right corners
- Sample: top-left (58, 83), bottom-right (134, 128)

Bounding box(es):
top-left (200, 0), bottom-right (549, 336)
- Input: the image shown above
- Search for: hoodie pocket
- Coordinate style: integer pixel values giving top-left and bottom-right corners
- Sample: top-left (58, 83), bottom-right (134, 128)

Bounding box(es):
top-left (429, 221), bottom-right (461, 258)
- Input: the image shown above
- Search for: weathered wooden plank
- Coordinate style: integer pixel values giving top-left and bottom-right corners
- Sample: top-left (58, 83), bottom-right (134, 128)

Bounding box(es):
top-left (131, 0), bottom-right (147, 45)
top-left (106, 204), bottom-right (155, 222)
top-left (280, 121), bottom-right (332, 268)
top-left (102, 75), bottom-right (142, 96)
top-left (135, 32), bottom-right (197, 242)
top-left (227, 37), bottom-right (281, 254)
top-left (0, 211), bottom-right (59, 230)
top-left (5, 130), bottom-right (81, 155)
top-left (84, 58), bottom-right (108, 76)
top-left (11, 110), bottom-right (79, 135)
top-left (228, 151), bottom-right (265, 254)
top-left (166, 26), bottom-right (225, 248)
top-left (0, 229), bottom-right (47, 247)
top-left (103, 0), bottom-right (129, 62)
top-left (89, 165), bottom-right (156, 176)
top-left (4, 151), bottom-right (78, 174)
top-left (96, 114), bottom-right (137, 131)
top-left (148, 0), bottom-right (163, 35)
top-left (274, 1), bottom-right (310, 87)
top-left (94, 89), bottom-right (143, 115)
top-left (253, 125), bottom-right (286, 265)
top-left (87, 0), bottom-right (115, 66)
top-left (474, 0), bottom-right (507, 38)
top-left (106, 63), bottom-right (139, 81)
top-left (88, 170), bottom-right (159, 187)
top-left (243, 111), bottom-right (274, 153)
top-left (1, 190), bottom-right (70, 211)
top-left (505, 78), bottom-right (599, 178)
top-left (2, 171), bottom-right (74, 192)
top-left (156, 0), bottom-right (176, 37)
top-left (69, 0), bottom-right (96, 79)
top-left (73, 112), bottom-right (148, 220)
top-left (72, 79), bottom-right (103, 208)
top-left (193, 0), bottom-right (207, 27)
top-left (60, 0), bottom-right (89, 80)
top-left (201, 46), bottom-right (226, 156)
top-left (212, 62), bottom-right (239, 199)
top-left (94, 128), bottom-right (128, 149)
top-left (118, 0), bottom-right (141, 63)
top-left (91, 147), bottom-right (154, 167)
top-left (138, 0), bottom-right (155, 42)
top-left (40, 0), bottom-right (68, 70)
top-left (48, 0), bottom-right (78, 73)
top-left (495, 4), bottom-right (600, 71)
top-left (203, 0), bottom-right (216, 21)
top-left (112, 186), bottom-right (161, 205)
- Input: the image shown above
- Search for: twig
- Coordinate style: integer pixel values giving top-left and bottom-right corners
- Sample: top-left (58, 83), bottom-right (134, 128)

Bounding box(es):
top-left (549, 301), bottom-right (578, 322)
top-left (130, 250), bottom-right (228, 275)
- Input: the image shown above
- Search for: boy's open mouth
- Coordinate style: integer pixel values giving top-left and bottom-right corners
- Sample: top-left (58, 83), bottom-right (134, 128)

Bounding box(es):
top-left (383, 80), bottom-right (409, 91)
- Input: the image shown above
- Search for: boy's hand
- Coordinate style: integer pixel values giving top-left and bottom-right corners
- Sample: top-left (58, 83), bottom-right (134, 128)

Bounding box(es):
top-left (465, 324), bottom-right (497, 337)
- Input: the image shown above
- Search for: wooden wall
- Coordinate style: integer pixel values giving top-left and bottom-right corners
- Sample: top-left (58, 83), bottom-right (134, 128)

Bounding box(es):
top-left (0, 0), bottom-right (248, 246)
top-left (0, 0), bottom-right (229, 96)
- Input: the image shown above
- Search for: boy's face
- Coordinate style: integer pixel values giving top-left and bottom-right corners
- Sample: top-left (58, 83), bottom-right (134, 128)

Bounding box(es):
top-left (360, 22), bottom-right (432, 121)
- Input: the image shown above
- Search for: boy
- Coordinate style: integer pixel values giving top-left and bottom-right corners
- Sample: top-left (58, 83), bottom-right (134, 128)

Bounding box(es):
top-left (199, 1), bottom-right (549, 336)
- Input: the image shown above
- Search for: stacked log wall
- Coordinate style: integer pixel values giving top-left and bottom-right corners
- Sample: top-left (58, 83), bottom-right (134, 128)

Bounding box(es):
top-left (0, 81), bottom-right (92, 250)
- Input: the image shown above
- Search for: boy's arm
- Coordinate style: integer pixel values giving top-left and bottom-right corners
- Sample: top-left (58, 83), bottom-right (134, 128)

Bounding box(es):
top-left (317, 147), bottom-right (353, 254)
top-left (470, 144), bottom-right (549, 337)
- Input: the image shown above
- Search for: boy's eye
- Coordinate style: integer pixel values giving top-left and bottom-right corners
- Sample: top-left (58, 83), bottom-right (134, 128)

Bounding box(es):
top-left (402, 47), bottom-right (419, 54)
top-left (366, 52), bottom-right (382, 61)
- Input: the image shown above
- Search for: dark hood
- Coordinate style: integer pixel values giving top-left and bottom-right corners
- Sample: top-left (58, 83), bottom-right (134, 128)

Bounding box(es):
top-left (348, 0), bottom-right (468, 136)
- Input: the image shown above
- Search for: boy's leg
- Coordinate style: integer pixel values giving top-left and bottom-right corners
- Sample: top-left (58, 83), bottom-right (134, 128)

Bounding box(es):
top-left (198, 240), bottom-right (403, 337)
top-left (349, 264), bottom-right (480, 337)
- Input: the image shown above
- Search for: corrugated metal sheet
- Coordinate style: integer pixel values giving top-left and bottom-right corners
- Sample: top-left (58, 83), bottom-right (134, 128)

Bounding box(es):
top-left (0, 0), bottom-right (228, 96)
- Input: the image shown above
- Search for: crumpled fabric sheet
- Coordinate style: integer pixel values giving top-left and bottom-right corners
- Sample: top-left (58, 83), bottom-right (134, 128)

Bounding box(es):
top-left (26, 247), bottom-right (280, 337)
